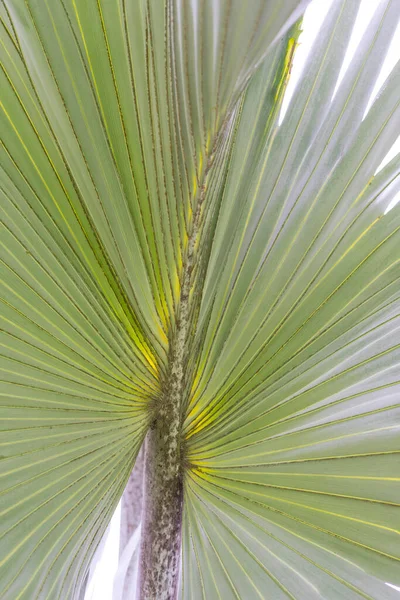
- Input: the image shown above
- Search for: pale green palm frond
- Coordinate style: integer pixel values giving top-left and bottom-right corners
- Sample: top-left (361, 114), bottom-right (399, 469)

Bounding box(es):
top-left (0, 0), bottom-right (307, 597)
top-left (0, 0), bottom-right (399, 599)
top-left (182, 1), bottom-right (400, 598)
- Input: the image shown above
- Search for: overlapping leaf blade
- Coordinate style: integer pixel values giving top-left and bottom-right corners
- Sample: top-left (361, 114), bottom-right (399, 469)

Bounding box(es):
top-left (182, 1), bottom-right (400, 598)
top-left (0, 0), bottom-right (308, 598)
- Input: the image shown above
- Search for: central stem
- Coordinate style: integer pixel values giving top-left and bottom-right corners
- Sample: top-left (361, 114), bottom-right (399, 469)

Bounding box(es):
top-left (137, 187), bottom-right (206, 599)
top-left (137, 414), bottom-right (183, 600)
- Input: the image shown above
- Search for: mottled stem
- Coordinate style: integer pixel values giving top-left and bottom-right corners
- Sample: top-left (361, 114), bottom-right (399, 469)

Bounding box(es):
top-left (136, 168), bottom-right (209, 599)
top-left (137, 421), bottom-right (183, 600)
top-left (134, 105), bottom-right (231, 597)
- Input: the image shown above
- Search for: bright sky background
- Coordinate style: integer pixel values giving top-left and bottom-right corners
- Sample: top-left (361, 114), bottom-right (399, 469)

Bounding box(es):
top-left (86, 1), bottom-right (400, 598)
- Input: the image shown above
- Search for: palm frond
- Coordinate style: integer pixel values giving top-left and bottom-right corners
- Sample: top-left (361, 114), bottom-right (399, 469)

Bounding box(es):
top-left (182, 1), bottom-right (400, 597)
top-left (1, 0), bottom-right (399, 598)
top-left (0, 0), bottom-right (307, 597)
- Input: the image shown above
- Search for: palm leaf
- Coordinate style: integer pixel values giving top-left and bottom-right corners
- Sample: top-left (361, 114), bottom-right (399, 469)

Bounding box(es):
top-left (1, 0), bottom-right (399, 598)
top-left (182, 1), bottom-right (400, 597)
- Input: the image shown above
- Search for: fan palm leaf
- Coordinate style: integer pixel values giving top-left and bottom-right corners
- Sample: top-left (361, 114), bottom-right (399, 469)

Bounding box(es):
top-left (1, 0), bottom-right (399, 598)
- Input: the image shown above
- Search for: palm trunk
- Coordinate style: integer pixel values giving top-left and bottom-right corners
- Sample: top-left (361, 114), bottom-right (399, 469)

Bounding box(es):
top-left (137, 421), bottom-right (183, 599)
top-left (136, 135), bottom-right (219, 599)
top-left (119, 448), bottom-right (144, 598)
top-left (136, 221), bottom-right (195, 599)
